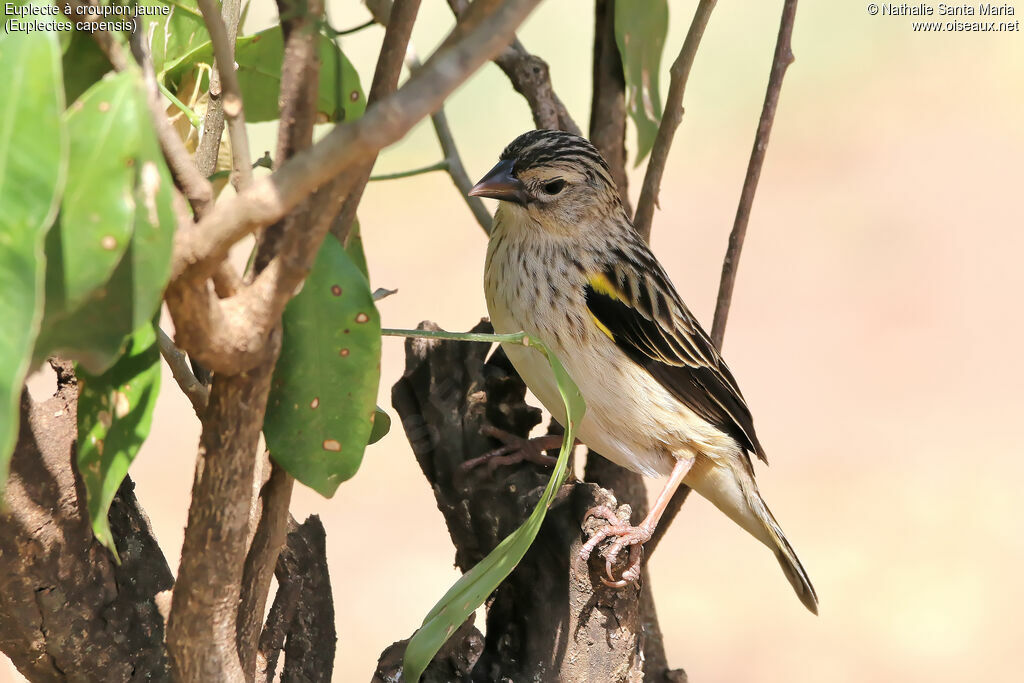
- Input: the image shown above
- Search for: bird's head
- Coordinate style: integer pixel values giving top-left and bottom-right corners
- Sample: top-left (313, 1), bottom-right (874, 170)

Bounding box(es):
top-left (470, 130), bottom-right (628, 235)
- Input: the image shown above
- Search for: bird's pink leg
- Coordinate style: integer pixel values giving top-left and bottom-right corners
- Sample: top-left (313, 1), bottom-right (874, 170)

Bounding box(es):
top-left (579, 455), bottom-right (694, 587)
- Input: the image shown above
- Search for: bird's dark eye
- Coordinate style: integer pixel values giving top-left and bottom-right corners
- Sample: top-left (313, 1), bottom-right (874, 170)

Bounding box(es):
top-left (542, 179), bottom-right (566, 195)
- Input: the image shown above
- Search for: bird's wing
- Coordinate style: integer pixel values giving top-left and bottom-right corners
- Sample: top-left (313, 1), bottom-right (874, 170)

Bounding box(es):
top-left (584, 263), bottom-right (767, 462)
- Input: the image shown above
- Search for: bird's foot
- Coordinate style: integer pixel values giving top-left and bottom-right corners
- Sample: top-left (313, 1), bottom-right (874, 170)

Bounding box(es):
top-left (579, 505), bottom-right (653, 587)
top-left (460, 425), bottom-right (564, 473)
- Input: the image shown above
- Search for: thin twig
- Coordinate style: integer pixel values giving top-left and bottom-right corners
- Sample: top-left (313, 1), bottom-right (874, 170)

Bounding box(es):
top-left (404, 49), bottom-right (492, 233)
top-left (633, 0), bottom-right (717, 240)
top-left (649, 0), bottom-right (798, 557)
top-left (170, 0), bottom-right (542, 289)
top-left (711, 0), bottom-right (797, 347)
top-left (156, 327), bottom-right (209, 415)
top-left (369, 159), bottom-right (448, 181)
top-left (330, 0), bottom-right (423, 246)
top-left (195, 0), bottom-right (253, 189)
top-left (446, 0), bottom-right (580, 134)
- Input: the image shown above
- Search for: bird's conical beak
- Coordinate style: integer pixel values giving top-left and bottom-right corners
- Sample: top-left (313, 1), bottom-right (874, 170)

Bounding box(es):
top-left (469, 159), bottom-right (528, 205)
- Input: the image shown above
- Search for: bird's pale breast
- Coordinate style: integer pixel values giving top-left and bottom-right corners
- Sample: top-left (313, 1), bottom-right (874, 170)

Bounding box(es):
top-left (485, 220), bottom-right (734, 478)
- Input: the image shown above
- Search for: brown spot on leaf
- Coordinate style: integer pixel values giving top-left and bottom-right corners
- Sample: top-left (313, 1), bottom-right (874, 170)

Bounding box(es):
top-left (339, 348), bottom-right (350, 357)
top-left (330, 285), bottom-right (342, 296)
top-left (322, 439), bottom-right (341, 452)
top-left (349, 90), bottom-right (360, 102)
top-left (310, 397), bottom-right (320, 409)
top-left (101, 235), bottom-right (117, 250)
top-left (355, 312), bottom-right (369, 323)
top-left (98, 101), bottom-right (110, 112)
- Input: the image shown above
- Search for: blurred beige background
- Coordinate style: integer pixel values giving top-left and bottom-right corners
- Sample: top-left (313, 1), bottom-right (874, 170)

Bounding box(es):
top-left (8, 1), bottom-right (1024, 681)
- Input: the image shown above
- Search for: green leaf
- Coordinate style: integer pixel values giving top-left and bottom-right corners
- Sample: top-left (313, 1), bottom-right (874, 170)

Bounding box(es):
top-left (345, 218), bottom-right (369, 278)
top-left (264, 235), bottom-right (381, 497)
top-left (615, 0), bottom-right (669, 164)
top-left (403, 345), bottom-right (586, 682)
top-left (0, 13), bottom-right (66, 496)
top-left (36, 71), bottom-right (178, 374)
top-left (164, 26), bottom-right (366, 123)
top-left (368, 406), bottom-right (390, 445)
top-left (49, 72), bottom-right (139, 314)
top-left (141, 0), bottom-right (209, 74)
top-left (61, 27), bottom-right (113, 106)
top-left (76, 324), bottom-right (161, 557)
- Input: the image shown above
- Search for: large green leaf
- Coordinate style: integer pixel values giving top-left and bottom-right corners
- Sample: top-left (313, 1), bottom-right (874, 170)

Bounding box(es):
top-left (615, 0), bottom-right (669, 164)
top-left (264, 235), bottom-right (381, 497)
top-left (76, 324), bottom-right (161, 556)
top-left (0, 13), bottom-right (66, 496)
top-left (164, 26), bottom-right (366, 123)
top-left (142, 0), bottom-right (210, 74)
top-left (403, 345), bottom-right (586, 682)
top-left (36, 71), bottom-right (178, 375)
top-left (48, 72), bottom-right (139, 314)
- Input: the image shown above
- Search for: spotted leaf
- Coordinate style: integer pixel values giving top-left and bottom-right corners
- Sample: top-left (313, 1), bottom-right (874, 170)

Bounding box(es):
top-left (264, 235), bottom-right (381, 497)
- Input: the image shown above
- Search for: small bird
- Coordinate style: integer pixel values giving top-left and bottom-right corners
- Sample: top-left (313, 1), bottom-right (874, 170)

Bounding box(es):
top-left (470, 130), bottom-right (818, 614)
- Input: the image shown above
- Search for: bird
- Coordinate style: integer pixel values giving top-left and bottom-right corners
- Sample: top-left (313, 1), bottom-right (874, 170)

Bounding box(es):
top-left (469, 129), bottom-right (818, 614)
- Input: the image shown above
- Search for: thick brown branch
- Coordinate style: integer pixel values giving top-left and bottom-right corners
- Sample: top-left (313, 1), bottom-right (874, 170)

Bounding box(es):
top-left (589, 0), bottom-right (631, 212)
top-left (253, 0), bottom-right (328, 274)
top-left (237, 465), bottom-right (294, 679)
top-left (166, 353), bottom-right (281, 682)
top-left (195, 0), bottom-right (253, 189)
top-left (633, 0), bottom-right (717, 240)
top-left (387, 322), bottom-right (677, 681)
top-left (170, 0), bottom-right (541, 287)
top-left (711, 0), bottom-right (797, 347)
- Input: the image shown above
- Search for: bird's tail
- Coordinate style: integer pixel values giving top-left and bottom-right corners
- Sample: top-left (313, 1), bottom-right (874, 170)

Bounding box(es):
top-left (687, 459), bottom-right (819, 614)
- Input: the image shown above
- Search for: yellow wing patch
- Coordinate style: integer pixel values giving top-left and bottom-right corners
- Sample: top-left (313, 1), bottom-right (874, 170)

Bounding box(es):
top-left (588, 312), bottom-right (615, 340)
top-left (585, 272), bottom-right (623, 340)
top-left (587, 271), bottom-right (624, 300)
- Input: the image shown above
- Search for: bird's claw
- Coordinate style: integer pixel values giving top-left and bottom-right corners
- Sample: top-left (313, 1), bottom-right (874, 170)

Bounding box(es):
top-left (460, 425), bottom-right (562, 474)
top-left (579, 505), bottom-right (652, 587)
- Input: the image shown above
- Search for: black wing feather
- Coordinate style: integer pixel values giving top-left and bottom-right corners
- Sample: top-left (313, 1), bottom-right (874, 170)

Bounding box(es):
top-left (585, 273), bottom-right (767, 462)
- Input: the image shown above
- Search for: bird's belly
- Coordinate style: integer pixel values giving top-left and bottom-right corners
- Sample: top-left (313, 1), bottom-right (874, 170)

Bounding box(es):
top-left (492, 306), bottom-right (680, 478)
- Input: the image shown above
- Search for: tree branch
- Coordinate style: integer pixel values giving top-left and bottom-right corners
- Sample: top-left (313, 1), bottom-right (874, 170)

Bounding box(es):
top-left (711, 0), bottom-right (797, 347)
top-left (386, 322), bottom-right (677, 681)
top-left (404, 50), bottom-right (493, 233)
top-left (447, 0), bottom-right (580, 134)
top-left (633, 0), bottom-right (717, 240)
top-left (589, 0), bottom-right (631, 212)
top-left (157, 326), bottom-right (209, 415)
top-left (195, 0), bottom-right (253, 189)
top-left (166, 354), bottom-right (281, 682)
top-left (237, 465), bottom-right (294, 679)
top-left (170, 0), bottom-right (542, 288)
top-left (330, 0), bottom-right (424, 245)
top-left (650, 0), bottom-right (798, 557)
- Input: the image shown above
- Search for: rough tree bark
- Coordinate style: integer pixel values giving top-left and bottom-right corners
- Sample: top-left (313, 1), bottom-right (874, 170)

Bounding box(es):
top-left (0, 364), bottom-right (173, 681)
top-left (383, 321), bottom-right (685, 682)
